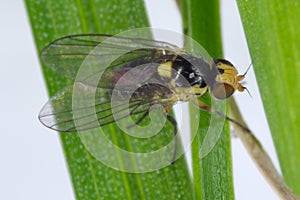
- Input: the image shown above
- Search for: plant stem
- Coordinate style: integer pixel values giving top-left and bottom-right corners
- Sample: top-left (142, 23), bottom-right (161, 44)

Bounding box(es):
top-left (229, 98), bottom-right (300, 200)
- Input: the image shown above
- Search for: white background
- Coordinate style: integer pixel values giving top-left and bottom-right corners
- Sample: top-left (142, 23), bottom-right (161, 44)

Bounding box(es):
top-left (0, 0), bottom-right (280, 199)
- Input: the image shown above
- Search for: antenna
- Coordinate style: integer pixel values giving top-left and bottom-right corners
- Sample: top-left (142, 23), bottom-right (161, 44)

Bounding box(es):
top-left (243, 62), bottom-right (252, 77)
top-left (243, 87), bottom-right (253, 98)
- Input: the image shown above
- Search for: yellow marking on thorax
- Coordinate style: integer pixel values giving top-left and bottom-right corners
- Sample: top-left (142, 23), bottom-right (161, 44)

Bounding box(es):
top-left (158, 61), bottom-right (173, 78)
top-left (173, 86), bottom-right (208, 102)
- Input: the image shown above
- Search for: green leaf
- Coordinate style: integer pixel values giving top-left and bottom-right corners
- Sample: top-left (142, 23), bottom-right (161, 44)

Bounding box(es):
top-left (236, 0), bottom-right (300, 195)
top-left (25, 0), bottom-right (193, 199)
top-left (180, 0), bottom-right (234, 199)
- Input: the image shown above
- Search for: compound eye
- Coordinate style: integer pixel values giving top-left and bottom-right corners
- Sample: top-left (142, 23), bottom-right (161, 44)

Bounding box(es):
top-left (212, 83), bottom-right (235, 99)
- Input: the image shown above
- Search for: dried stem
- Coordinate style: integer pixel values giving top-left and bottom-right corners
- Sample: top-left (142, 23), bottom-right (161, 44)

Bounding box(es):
top-left (228, 98), bottom-right (299, 200)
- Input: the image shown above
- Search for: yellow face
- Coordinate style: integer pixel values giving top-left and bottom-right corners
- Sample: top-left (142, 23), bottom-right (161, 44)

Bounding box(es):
top-left (211, 59), bottom-right (245, 99)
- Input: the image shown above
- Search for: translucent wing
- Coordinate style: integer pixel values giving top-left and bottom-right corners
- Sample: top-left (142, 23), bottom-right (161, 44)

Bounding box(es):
top-left (39, 82), bottom-right (173, 132)
top-left (41, 34), bottom-right (183, 82)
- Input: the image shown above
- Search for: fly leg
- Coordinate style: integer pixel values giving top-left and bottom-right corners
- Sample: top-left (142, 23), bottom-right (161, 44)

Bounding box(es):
top-left (166, 114), bottom-right (178, 165)
top-left (192, 99), bottom-right (250, 132)
top-left (163, 104), bottom-right (178, 165)
top-left (126, 111), bottom-right (149, 129)
top-left (127, 104), bottom-right (178, 165)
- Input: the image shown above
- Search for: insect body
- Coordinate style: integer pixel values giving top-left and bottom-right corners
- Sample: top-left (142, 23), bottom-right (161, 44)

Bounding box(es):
top-left (39, 34), bottom-right (246, 162)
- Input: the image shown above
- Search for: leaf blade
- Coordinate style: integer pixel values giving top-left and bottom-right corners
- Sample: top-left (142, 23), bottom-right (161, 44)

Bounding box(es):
top-left (236, 0), bottom-right (300, 195)
top-left (180, 0), bottom-right (235, 199)
top-left (25, 0), bottom-right (194, 199)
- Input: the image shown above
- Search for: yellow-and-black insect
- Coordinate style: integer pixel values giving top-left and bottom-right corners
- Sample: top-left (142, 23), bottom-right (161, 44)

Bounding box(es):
top-left (39, 34), bottom-right (247, 157)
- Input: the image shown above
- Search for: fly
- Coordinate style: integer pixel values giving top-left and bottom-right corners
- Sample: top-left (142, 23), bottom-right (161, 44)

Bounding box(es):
top-left (38, 34), bottom-right (248, 163)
